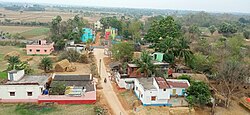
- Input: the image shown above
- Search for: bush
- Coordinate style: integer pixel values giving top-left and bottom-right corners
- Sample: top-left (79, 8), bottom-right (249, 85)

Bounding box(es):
top-left (58, 49), bottom-right (81, 62)
top-left (78, 54), bottom-right (89, 63)
top-left (94, 106), bottom-right (106, 115)
top-left (177, 74), bottom-right (191, 83)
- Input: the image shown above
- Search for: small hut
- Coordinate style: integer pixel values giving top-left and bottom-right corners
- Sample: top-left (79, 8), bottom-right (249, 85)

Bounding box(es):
top-left (55, 59), bottom-right (76, 72)
top-left (4, 51), bottom-right (20, 60)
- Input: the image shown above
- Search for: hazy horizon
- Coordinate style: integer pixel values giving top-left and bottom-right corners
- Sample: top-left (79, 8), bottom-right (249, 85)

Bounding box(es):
top-left (1, 0), bottom-right (250, 13)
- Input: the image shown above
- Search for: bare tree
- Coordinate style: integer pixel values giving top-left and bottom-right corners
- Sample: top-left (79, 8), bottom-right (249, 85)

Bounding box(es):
top-left (215, 60), bottom-right (250, 108)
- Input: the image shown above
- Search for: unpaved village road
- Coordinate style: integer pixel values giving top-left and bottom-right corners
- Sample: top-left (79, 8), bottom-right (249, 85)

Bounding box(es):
top-left (94, 49), bottom-right (128, 115)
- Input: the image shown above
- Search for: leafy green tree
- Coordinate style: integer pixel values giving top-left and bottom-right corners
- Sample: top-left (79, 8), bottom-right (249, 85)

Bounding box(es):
top-left (145, 16), bottom-right (182, 43)
top-left (243, 30), bottom-right (250, 39)
top-left (175, 37), bottom-right (193, 64)
top-left (208, 25), bottom-right (216, 35)
top-left (111, 42), bottom-right (134, 62)
top-left (188, 24), bottom-right (201, 35)
top-left (218, 22), bottom-right (237, 36)
top-left (39, 57), bottom-right (53, 73)
top-left (187, 81), bottom-right (211, 107)
top-left (177, 74), bottom-right (191, 83)
top-left (50, 81), bottom-right (66, 95)
top-left (134, 51), bottom-right (155, 77)
top-left (7, 56), bottom-right (20, 70)
top-left (128, 20), bottom-right (142, 42)
top-left (100, 17), bottom-right (123, 34)
top-left (188, 53), bottom-right (214, 74)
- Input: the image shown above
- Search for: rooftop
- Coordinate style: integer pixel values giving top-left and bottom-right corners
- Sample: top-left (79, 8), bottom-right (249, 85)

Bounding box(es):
top-left (138, 77), bottom-right (156, 90)
top-left (51, 74), bottom-right (94, 92)
top-left (5, 75), bottom-right (49, 85)
top-left (166, 79), bottom-right (190, 88)
top-left (155, 77), bottom-right (170, 89)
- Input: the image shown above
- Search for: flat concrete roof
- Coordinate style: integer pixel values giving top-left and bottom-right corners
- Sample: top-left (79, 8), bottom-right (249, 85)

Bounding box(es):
top-left (138, 77), bottom-right (156, 90)
top-left (5, 75), bottom-right (49, 85)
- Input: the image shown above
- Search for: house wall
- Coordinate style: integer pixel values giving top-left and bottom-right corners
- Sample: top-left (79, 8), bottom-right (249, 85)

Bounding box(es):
top-left (0, 85), bottom-right (44, 102)
top-left (115, 72), bottom-right (135, 89)
top-left (8, 70), bottom-right (24, 81)
top-left (170, 88), bottom-right (186, 96)
top-left (26, 43), bottom-right (54, 55)
top-left (134, 79), bottom-right (171, 106)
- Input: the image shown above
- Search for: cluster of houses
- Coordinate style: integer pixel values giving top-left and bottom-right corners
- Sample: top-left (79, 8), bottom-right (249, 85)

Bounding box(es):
top-left (109, 52), bottom-right (194, 106)
top-left (0, 70), bottom-right (96, 104)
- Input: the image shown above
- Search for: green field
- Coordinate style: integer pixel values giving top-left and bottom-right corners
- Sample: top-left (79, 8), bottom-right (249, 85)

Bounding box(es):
top-left (20, 27), bottom-right (50, 38)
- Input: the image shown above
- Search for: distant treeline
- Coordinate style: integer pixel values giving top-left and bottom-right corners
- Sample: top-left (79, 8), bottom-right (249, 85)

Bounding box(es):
top-left (0, 20), bottom-right (49, 27)
top-left (4, 5), bottom-right (45, 11)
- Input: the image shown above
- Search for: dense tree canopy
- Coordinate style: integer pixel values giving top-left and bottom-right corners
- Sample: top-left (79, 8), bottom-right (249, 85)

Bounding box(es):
top-left (218, 22), bottom-right (237, 36)
top-left (187, 81), bottom-right (211, 107)
top-left (111, 42), bottom-right (134, 62)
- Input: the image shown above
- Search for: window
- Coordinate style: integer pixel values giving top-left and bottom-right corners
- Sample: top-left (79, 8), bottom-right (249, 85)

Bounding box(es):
top-left (29, 49), bottom-right (32, 52)
top-left (10, 92), bottom-right (15, 96)
top-left (36, 49), bottom-right (40, 52)
top-left (163, 89), bottom-right (166, 91)
top-left (44, 50), bottom-right (47, 52)
top-left (151, 96), bottom-right (156, 101)
top-left (27, 92), bottom-right (32, 96)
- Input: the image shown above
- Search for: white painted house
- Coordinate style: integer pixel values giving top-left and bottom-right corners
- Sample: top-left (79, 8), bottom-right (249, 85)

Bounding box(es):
top-left (134, 77), bottom-right (172, 106)
top-left (166, 79), bottom-right (190, 96)
top-left (0, 70), bottom-right (49, 103)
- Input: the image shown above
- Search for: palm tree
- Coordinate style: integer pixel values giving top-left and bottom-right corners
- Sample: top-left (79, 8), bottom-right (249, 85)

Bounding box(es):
top-left (8, 56), bottom-right (20, 70)
top-left (175, 37), bottom-right (193, 64)
top-left (39, 57), bottom-right (53, 73)
top-left (135, 51), bottom-right (155, 77)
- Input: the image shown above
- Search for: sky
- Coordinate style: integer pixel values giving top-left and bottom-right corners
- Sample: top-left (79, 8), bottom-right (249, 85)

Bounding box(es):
top-left (1, 0), bottom-right (250, 13)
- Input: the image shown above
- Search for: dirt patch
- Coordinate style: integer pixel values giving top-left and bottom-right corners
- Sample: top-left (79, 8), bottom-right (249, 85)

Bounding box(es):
top-left (103, 57), bottom-right (112, 68)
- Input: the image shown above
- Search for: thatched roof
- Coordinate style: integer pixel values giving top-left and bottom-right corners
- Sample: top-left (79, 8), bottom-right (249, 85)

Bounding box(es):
top-left (55, 59), bottom-right (71, 72)
top-left (4, 51), bottom-right (20, 60)
top-left (173, 73), bottom-right (209, 83)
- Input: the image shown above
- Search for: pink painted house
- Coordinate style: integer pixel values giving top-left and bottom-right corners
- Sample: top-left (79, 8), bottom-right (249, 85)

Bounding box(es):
top-left (26, 40), bottom-right (54, 55)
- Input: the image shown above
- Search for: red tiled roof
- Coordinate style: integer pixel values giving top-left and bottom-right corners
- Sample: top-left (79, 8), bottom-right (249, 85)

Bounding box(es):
top-left (167, 81), bottom-right (189, 88)
top-left (155, 77), bottom-right (170, 89)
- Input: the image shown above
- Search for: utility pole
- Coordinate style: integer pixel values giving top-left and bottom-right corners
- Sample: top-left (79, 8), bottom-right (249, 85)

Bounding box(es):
top-left (99, 59), bottom-right (101, 77)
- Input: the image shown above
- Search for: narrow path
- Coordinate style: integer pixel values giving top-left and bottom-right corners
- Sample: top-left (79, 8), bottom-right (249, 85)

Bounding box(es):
top-left (93, 32), bottom-right (101, 46)
top-left (94, 49), bottom-right (128, 115)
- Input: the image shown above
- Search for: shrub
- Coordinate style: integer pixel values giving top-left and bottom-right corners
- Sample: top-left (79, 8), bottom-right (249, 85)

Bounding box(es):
top-left (177, 74), bottom-right (191, 83)
top-left (58, 49), bottom-right (80, 62)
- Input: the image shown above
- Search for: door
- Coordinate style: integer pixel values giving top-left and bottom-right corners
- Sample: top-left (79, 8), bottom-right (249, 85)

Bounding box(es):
top-left (9, 73), bottom-right (13, 81)
top-left (172, 89), bottom-right (176, 95)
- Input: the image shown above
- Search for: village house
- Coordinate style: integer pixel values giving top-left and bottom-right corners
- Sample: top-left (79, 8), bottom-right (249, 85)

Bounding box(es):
top-left (105, 27), bottom-right (118, 40)
top-left (134, 77), bottom-right (171, 106)
top-left (134, 77), bottom-right (190, 106)
top-left (38, 74), bottom-right (96, 104)
top-left (94, 20), bottom-right (103, 30)
top-left (166, 79), bottom-right (190, 96)
top-left (81, 28), bottom-right (95, 43)
top-left (0, 70), bottom-right (50, 103)
top-left (26, 39), bottom-right (54, 55)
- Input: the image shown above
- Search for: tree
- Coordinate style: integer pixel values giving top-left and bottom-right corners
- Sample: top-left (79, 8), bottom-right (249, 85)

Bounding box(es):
top-left (128, 20), bottom-right (142, 42)
top-left (50, 81), bottom-right (66, 95)
top-left (59, 49), bottom-right (81, 62)
top-left (39, 57), bottom-right (53, 73)
top-left (145, 16), bottom-right (182, 43)
top-left (243, 30), bottom-right (250, 39)
top-left (135, 51), bottom-right (155, 77)
top-left (218, 22), bottom-right (237, 37)
top-left (111, 42), bottom-right (134, 62)
top-left (7, 56), bottom-right (20, 70)
top-left (187, 81), bottom-right (211, 107)
top-left (100, 17), bottom-right (123, 34)
top-left (177, 74), bottom-right (192, 83)
top-left (208, 25), bottom-right (216, 35)
top-left (215, 60), bottom-right (250, 108)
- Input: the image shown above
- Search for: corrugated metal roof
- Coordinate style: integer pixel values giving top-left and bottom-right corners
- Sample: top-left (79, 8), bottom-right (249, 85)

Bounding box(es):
top-left (155, 77), bottom-right (170, 89)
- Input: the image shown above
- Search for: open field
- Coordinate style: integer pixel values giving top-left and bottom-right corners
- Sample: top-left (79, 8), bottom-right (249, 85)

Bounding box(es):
top-left (0, 8), bottom-right (100, 23)
top-left (0, 25), bottom-right (41, 34)
top-left (20, 27), bottom-right (50, 38)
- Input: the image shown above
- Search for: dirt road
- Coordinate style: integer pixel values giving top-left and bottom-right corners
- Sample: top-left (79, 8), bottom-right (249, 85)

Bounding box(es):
top-left (94, 49), bottom-right (127, 115)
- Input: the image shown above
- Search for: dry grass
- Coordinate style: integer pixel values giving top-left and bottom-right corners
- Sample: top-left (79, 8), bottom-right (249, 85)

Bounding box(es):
top-left (0, 25), bottom-right (41, 34)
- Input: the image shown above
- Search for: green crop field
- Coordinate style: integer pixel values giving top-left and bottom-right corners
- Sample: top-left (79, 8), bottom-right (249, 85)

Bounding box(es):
top-left (20, 27), bottom-right (50, 38)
